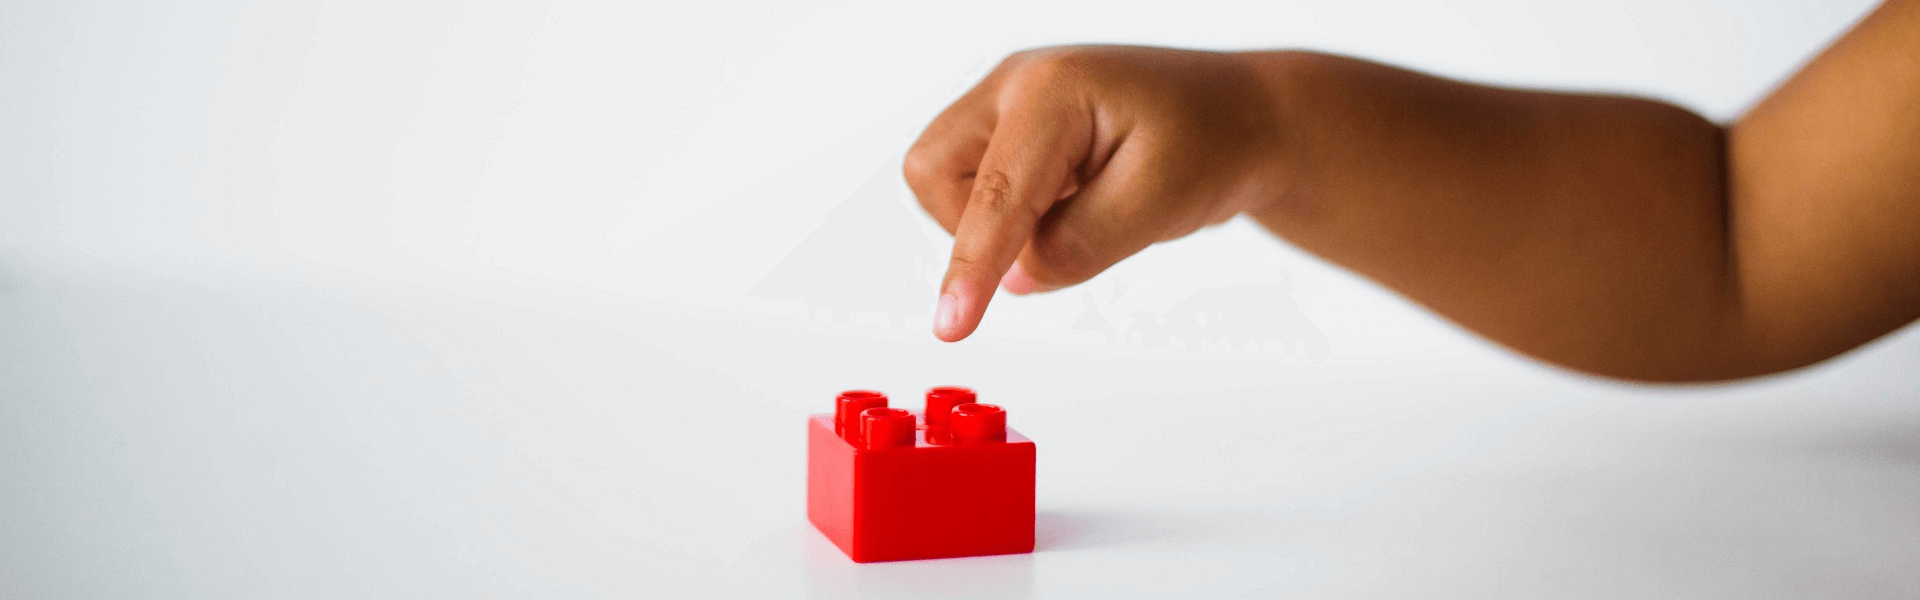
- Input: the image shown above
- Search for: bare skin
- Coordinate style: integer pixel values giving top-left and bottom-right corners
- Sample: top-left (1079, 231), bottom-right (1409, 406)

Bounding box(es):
top-left (904, 0), bottom-right (1920, 382)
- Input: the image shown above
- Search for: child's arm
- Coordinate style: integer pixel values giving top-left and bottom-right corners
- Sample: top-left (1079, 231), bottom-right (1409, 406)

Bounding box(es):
top-left (907, 0), bottom-right (1920, 381)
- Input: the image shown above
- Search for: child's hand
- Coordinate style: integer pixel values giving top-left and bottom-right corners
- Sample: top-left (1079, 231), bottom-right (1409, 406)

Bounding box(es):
top-left (906, 47), bottom-right (1295, 342)
top-left (911, 0), bottom-right (1920, 383)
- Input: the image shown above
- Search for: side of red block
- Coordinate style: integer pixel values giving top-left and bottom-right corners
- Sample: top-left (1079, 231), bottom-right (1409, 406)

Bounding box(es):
top-left (806, 415), bottom-right (857, 554)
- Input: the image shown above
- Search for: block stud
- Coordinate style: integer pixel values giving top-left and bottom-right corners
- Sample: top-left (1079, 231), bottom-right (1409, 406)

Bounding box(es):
top-left (950, 403), bottom-right (1007, 444)
top-left (924, 386), bottom-right (976, 431)
top-left (836, 390), bottom-right (888, 445)
top-left (861, 407), bottom-right (916, 450)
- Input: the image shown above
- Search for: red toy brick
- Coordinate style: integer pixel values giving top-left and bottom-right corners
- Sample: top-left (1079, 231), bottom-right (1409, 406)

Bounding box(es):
top-left (806, 387), bottom-right (1036, 563)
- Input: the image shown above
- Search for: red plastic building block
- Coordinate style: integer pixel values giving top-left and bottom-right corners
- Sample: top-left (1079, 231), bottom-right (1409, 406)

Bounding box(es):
top-left (807, 387), bottom-right (1036, 563)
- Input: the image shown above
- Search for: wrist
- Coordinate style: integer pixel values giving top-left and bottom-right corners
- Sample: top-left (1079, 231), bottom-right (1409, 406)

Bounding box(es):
top-left (1234, 50), bottom-right (1328, 225)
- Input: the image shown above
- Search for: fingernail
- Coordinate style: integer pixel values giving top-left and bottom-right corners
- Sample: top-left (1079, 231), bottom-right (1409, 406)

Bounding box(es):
top-left (934, 292), bottom-right (960, 339)
top-left (1001, 263), bottom-right (1036, 295)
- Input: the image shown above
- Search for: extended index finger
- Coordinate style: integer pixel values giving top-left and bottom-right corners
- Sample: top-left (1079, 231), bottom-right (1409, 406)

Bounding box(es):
top-left (935, 82), bottom-right (1092, 342)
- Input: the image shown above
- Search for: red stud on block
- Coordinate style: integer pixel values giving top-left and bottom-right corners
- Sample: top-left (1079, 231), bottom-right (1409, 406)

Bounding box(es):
top-left (807, 387), bottom-right (1036, 563)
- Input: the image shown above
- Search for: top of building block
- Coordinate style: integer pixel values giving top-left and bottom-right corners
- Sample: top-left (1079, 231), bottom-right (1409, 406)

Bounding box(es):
top-left (819, 387), bottom-right (1030, 449)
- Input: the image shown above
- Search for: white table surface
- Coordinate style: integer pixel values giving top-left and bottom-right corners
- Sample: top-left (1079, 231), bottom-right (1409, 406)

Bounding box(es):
top-left (2, 251), bottom-right (1916, 599)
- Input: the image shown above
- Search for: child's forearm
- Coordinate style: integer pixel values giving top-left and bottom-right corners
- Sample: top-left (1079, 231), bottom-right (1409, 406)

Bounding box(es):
top-left (1243, 51), bottom-right (1738, 380)
top-left (1245, 0), bottom-right (1920, 381)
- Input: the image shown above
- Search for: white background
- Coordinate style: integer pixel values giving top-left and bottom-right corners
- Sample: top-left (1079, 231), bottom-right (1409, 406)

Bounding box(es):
top-left (3, 0), bottom-right (1916, 598)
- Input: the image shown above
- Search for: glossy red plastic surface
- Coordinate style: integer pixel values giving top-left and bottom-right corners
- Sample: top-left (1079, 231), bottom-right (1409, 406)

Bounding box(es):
top-left (807, 388), bottom-right (1036, 563)
top-left (922, 386), bottom-right (975, 431)
top-left (860, 407), bottom-right (915, 450)
top-left (834, 390), bottom-right (888, 446)
top-left (950, 403), bottom-right (1007, 444)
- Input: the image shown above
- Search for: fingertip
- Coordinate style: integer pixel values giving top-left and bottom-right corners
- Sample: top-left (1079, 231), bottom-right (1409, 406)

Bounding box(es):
top-left (933, 292), bottom-right (966, 341)
top-left (933, 280), bottom-right (995, 342)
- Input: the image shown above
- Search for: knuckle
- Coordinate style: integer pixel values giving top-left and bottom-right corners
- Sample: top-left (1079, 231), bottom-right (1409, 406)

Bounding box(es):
top-left (902, 147), bottom-right (940, 185)
top-left (1007, 50), bottom-right (1101, 96)
top-left (970, 170), bottom-right (1046, 223)
top-left (969, 170), bottom-right (1014, 211)
top-left (1026, 50), bottom-right (1097, 79)
top-left (1005, 47), bottom-right (1053, 68)
top-left (971, 169), bottom-right (1013, 204)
